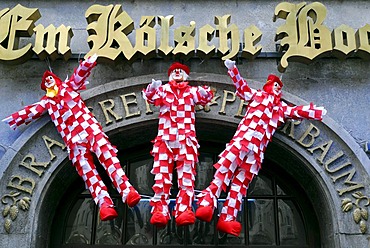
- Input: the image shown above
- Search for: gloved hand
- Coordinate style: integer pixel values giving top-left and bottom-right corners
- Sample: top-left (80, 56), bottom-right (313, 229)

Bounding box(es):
top-left (317, 106), bottom-right (327, 116)
top-left (87, 53), bottom-right (98, 64)
top-left (149, 79), bottom-right (162, 91)
top-left (224, 59), bottom-right (236, 70)
top-left (198, 87), bottom-right (208, 97)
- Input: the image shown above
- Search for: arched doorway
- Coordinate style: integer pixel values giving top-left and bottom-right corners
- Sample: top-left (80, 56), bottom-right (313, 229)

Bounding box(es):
top-left (2, 74), bottom-right (367, 248)
top-left (49, 141), bottom-right (321, 248)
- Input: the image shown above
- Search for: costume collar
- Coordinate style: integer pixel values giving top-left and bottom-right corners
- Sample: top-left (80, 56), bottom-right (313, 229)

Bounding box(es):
top-left (46, 85), bottom-right (59, 98)
top-left (169, 80), bottom-right (188, 89)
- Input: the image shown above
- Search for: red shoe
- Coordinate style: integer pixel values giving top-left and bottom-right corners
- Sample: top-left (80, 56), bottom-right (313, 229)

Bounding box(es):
top-left (195, 206), bottom-right (214, 222)
top-left (150, 211), bottom-right (169, 228)
top-left (176, 209), bottom-right (195, 226)
top-left (100, 204), bottom-right (118, 221)
top-left (126, 189), bottom-right (141, 207)
top-left (217, 219), bottom-right (242, 237)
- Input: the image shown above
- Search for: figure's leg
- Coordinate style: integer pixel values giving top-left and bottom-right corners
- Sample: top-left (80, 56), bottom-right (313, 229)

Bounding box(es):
top-left (149, 141), bottom-right (174, 228)
top-left (196, 143), bottom-right (241, 222)
top-left (216, 165), bottom-right (255, 237)
top-left (71, 144), bottom-right (118, 221)
top-left (174, 159), bottom-right (196, 226)
top-left (93, 134), bottom-right (140, 207)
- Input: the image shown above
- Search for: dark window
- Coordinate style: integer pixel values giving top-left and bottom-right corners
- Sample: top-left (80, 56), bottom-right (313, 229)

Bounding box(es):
top-left (51, 143), bottom-right (320, 247)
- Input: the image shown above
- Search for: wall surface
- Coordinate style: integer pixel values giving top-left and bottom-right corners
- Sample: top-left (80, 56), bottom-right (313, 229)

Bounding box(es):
top-left (0, 1), bottom-right (369, 248)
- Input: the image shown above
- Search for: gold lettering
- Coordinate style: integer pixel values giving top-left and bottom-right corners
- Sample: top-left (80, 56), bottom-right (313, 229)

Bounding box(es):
top-left (323, 150), bottom-right (344, 171)
top-left (355, 24), bottom-right (370, 60)
top-left (85, 4), bottom-right (135, 61)
top-left (145, 100), bottom-right (153, 114)
top-left (297, 123), bottom-right (320, 148)
top-left (273, 2), bottom-right (332, 72)
top-left (242, 25), bottom-right (262, 59)
top-left (19, 154), bottom-right (49, 177)
top-left (98, 99), bottom-right (123, 125)
top-left (120, 93), bottom-right (141, 118)
top-left (197, 24), bottom-right (216, 59)
top-left (173, 21), bottom-right (196, 59)
top-left (42, 135), bottom-right (66, 161)
top-left (331, 168), bottom-right (364, 196)
top-left (332, 24), bottom-right (356, 59)
top-left (135, 16), bottom-right (156, 58)
top-left (235, 100), bottom-right (248, 118)
top-left (0, 4), bottom-right (40, 63)
top-left (307, 140), bottom-right (333, 164)
top-left (327, 159), bottom-right (351, 174)
top-left (157, 15), bottom-right (174, 57)
top-left (280, 120), bottom-right (301, 139)
top-left (7, 175), bottom-right (35, 195)
top-left (219, 90), bottom-right (236, 115)
top-left (33, 24), bottom-right (73, 61)
top-left (215, 15), bottom-right (240, 60)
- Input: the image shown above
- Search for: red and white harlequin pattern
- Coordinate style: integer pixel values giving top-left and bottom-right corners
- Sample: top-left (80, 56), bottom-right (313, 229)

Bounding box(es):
top-left (3, 56), bottom-right (136, 208)
top-left (143, 81), bottom-right (213, 219)
top-left (197, 65), bottom-right (326, 222)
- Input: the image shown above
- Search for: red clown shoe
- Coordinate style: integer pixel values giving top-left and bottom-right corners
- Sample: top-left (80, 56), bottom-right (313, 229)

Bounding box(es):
top-left (175, 209), bottom-right (195, 226)
top-left (150, 211), bottom-right (169, 228)
top-left (195, 205), bottom-right (214, 222)
top-left (126, 189), bottom-right (141, 207)
top-left (217, 218), bottom-right (242, 237)
top-left (100, 203), bottom-right (119, 221)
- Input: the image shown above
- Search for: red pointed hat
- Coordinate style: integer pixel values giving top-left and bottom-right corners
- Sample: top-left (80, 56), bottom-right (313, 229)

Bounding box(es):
top-left (267, 74), bottom-right (283, 87)
top-left (41, 70), bottom-right (62, 91)
top-left (168, 62), bottom-right (190, 76)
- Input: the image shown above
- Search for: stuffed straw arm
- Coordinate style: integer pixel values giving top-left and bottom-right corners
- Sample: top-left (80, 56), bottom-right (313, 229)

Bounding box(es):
top-left (2, 100), bottom-right (47, 129)
top-left (69, 54), bottom-right (98, 90)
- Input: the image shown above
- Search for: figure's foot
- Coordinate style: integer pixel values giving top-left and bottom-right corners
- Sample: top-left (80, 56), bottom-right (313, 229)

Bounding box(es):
top-left (176, 209), bottom-right (195, 226)
top-left (100, 204), bottom-right (118, 221)
top-left (195, 205), bottom-right (214, 222)
top-left (126, 188), bottom-right (141, 207)
top-left (150, 211), bottom-right (169, 228)
top-left (216, 219), bottom-right (242, 237)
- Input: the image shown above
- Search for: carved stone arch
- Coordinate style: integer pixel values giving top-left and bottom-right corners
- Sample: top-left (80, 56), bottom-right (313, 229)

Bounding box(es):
top-left (0, 73), bottom-right (369, 248)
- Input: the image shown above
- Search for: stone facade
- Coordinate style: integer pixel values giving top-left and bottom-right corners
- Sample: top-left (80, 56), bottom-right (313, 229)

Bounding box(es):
top-left (0, 1), bottom-right (369, 247)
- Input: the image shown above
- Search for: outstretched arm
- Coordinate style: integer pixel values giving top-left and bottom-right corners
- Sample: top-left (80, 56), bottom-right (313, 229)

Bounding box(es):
top-left (193, 86), bottom-right (214, 106)
top-left (2, 100), bottom-right (47, 129)
top-left (68, 54), bottom-right (98, 91)
top-left (142, 79), bottom-right (163, 105)
top-left (282, 101), bottom-right (327, 121)
top-left (224, 59), bottom-right (256, 101)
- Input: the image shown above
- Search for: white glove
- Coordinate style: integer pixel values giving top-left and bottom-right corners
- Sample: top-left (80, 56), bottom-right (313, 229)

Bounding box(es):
top-left (224, 59), bottom-right (236, 70)
top-left (198, 87), bottom-right (208, 97)
top-left (149, 79), bottom-right (162, 91)
top-left (317, 106), bottom-right (327, 116)
top-left (87, 53), bottom-right (98, 63)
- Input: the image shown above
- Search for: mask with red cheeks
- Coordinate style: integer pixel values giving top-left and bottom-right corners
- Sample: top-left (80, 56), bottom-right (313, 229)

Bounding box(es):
top-left (263, 74), bottom-right (283, 97)
top-left (41, 71), bottom-right (62, 91)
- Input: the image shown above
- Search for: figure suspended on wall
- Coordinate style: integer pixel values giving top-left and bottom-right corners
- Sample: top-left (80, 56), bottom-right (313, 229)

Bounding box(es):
top-left (142, 62), bottom-right (214, 227)
top-left (195, 59), bottom-right (327, 236)
top-left (2, 54), bottom-right (141, 221)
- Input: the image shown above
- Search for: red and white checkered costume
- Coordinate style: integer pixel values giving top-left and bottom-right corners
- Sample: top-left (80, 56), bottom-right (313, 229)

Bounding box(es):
top-left (142, 73), bottom-right (213, 225)
top-left (3, 55), bottom-right (139, 214)
top-left (196, 62), bottom-right (326, 236)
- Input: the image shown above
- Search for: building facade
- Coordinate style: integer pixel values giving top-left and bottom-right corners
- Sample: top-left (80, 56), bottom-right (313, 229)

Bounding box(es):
top-left (0, 1), bottom-right (369, 247)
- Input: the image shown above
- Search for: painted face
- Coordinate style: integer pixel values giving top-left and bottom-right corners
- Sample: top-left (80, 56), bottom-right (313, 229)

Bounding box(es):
top-left (170, 68), bottom-right (186, 82)
top-left (44, 75), bottom-right (56, 89)
top-left (273, 81), bottom-right (282, 95)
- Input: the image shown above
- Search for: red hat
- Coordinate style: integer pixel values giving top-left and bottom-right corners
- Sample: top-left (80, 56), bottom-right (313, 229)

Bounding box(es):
top-left (168, 62), bottom-right (190, 76)
top-left (41, 70), bottom-right (62, 91)
top-left (266, 74), bottom-right (283, 87)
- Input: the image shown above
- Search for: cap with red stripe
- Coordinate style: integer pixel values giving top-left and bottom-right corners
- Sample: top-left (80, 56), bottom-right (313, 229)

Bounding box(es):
top-left (168, 62), bottom-right (190, 76)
